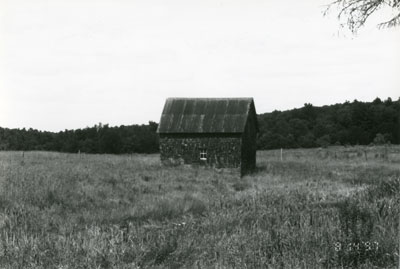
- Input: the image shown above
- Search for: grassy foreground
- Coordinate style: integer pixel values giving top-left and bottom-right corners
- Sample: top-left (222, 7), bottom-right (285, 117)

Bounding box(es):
top-left (0, 146), bottom-right (399, 268)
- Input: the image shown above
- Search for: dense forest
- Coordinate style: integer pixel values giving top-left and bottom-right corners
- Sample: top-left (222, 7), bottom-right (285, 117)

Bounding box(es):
top-left (257, 97), bottom-right (400, 149)
top-left (0, 122), bottom-right (159, 154)
top-left (0, 97), bottom-right (399, 153)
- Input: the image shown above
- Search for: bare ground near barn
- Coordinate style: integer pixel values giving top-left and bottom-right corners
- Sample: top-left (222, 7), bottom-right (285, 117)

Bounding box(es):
top-left (0, 146), bottom-right (399, 268)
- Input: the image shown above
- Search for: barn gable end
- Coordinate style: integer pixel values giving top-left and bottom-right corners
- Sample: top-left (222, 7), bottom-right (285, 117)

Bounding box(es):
top-left (157, 98), bottom-right (258, 175)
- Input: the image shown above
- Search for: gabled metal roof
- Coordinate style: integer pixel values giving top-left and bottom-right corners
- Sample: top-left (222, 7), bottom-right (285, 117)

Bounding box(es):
top-left (157, 98), bottom-right (257, 133)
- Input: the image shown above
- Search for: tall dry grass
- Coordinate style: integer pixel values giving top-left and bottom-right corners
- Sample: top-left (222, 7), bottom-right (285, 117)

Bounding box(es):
top-left (0, 146), bottom-right (399, 268)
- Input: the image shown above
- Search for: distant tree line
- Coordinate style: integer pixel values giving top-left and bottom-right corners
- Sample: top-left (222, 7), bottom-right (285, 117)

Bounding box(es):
top-left (0, 98), bottom-right (399, 153)
top-left (257, 97), bottom-right (400, 149)
top-left (0, 122), bottom-right (159, 154)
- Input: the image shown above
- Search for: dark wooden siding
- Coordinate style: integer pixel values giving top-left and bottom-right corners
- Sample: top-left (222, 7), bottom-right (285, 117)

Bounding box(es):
top-left (159, 134), bottom-right (241, 168)
top-left (241, 104), bottom-right (257, 174)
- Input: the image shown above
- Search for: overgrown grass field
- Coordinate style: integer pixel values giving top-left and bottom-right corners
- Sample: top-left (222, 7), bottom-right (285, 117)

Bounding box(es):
top-left (0, 146), bottom-right (399, 268)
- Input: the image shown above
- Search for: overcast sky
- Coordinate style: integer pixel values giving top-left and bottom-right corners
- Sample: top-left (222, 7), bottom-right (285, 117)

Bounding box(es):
top-left (1, 0), bottom-right (399, 132)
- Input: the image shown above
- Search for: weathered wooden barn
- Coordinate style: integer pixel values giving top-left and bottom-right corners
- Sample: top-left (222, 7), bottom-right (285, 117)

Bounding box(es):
top-left (157, 98), bottom-right (258, 175)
